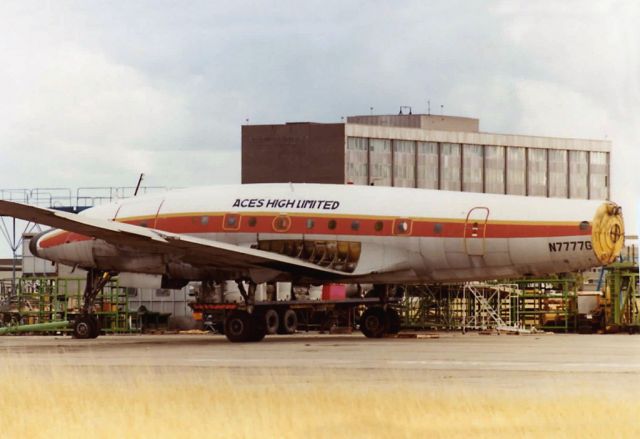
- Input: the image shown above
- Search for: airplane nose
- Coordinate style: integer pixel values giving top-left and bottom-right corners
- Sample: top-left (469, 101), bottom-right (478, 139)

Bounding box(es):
top-left (29, 230), bottom-right (49, 258)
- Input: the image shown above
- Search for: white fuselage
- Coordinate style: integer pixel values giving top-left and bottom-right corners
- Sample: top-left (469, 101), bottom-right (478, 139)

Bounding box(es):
top-left (32, 183), bottom-right (612, 284)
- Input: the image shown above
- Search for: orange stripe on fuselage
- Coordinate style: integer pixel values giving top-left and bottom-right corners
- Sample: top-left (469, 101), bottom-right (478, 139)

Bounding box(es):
top-left (39, 212), bottom-right (591, 249)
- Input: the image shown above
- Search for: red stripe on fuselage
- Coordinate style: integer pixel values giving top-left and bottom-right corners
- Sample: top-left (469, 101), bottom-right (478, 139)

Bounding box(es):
top-left (39, 213), bottom-right (591, 249)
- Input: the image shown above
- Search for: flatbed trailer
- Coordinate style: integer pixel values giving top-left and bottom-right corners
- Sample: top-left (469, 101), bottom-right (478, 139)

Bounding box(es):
top-left (189, 297), bottom-right (401, 342)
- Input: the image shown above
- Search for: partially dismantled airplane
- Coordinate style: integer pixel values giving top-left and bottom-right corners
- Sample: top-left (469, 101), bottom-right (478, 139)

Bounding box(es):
top-left (0, 183), bottom-right (625, 341)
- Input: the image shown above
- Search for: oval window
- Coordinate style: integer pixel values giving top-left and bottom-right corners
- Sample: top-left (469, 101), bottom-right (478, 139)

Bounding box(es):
top-left (248, 217), bottom-right (257, 227)
top-left (351, 220), bottom-right (360, 231)
top-left (306, 218), bottom-right (315, 229)
top-left (273, 215), bottom-right (291, 232)
top-left (328, 219), bottom-right (337, 230)
top-left (374, 221), bottom-right (384, 232)
top-left (223, 213), bottom-right (241, 231)
top-left (394, 219), bottom-right (412, 235)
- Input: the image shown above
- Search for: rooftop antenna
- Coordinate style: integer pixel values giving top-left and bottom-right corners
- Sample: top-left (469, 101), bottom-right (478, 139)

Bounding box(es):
top-left (440, 104), bottom-right (444, 119)
top-left (134, 173), bottom-right (144, 196)
top-left (427, 100), bottom-right (431, 116)
top-left (399, 106), bottom-right (412, 115)
top-left (370, 106), bottom-right (374, 115)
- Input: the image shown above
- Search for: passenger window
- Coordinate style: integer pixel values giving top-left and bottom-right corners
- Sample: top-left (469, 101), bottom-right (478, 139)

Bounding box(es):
top-left (328, 219), bottom-right (337, 230)
top-left (306, 219), bottom-right (315, 229)
top-left (248, 217), bottom-right (257, 227)
top-left (374, 221), bottom-right (384, 232)
top-left (223, 213), bottom-right (241, 231)
top-left (394, 219), bottom-right (412, 235)
top-left (351, 220), bottom-right (360, 231)
top-left (273, 215), bottom-right (291, 232)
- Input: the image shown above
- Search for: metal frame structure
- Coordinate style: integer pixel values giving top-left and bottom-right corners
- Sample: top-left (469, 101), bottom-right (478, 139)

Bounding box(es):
top-left (398, 277), bottom-right (578, 333)
top-left (603, 262), bottom-right (639, 331)
top-left (0, 276), bottom-right (136, 334)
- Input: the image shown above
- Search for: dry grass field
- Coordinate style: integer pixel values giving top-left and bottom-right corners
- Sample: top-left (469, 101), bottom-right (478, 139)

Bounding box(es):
top-left (1, 364), bottom-right (638, 439)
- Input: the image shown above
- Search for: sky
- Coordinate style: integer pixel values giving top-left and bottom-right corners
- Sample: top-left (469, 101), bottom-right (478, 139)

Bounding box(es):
top-left (0, 0), bottom-right (638, 255)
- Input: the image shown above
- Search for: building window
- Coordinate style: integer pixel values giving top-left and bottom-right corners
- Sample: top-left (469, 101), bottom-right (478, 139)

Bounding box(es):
top-left (569, 150), bottom-right (588, 199)
top-left (506, 146), bottom-right (526, 196)
top-left (548, 150), bottom-right (568, 198)
top-left (462, 144), bottom-right (483, 193)
top-left (393, 140), bottom-right (415, 187)
top-left (346, 137), bottom-right (369, 185)
top-left (369, 139), bottom-right (392, 186)
top-left (156, 289), bottom-right (170, 297)
top-left (484, 146), bottom-right (505, 194)
top-left (439, 143), bottom-right (461, 191)
top-left (589, 151), bottom-right (608, 200)
top-left (527, 148), bottom-right (547, 197)
top-left (417, 142), bottom-right (438, 189)
top-left (126, 287), bottom-right (138, 298)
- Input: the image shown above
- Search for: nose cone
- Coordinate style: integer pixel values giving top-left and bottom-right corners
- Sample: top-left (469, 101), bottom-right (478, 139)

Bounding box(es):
top-left (591, 202), bottom-right (625, 264)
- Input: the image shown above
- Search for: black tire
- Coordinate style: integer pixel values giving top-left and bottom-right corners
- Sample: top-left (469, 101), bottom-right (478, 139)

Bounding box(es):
top-left (264, 308), bottom-right (280, 335)
top-left (278, 309), bottom-right (298, 334)
top-left (386, 308), bottom-right (401, 334)
top-left (89, 315), bottom-right (100, 339)
top-left (72, 315), bottom-right (93, 339)
top-left (249, 314), bottom-right (267, 342)
top-left (224, 310), bottom-right (253, 343)
top-left (360, 306), bottom-right (388, 338)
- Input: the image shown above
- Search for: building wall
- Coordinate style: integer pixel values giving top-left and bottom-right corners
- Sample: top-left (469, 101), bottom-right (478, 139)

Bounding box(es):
top-left (242, 123), bottom-right (345, 184)
top-left (241, 117), bottom-right (611, 200)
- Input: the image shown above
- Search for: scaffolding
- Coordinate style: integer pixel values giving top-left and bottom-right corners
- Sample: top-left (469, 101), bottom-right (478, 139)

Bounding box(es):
top-left (0, 277), bottom-right (136, 334)
top-left (510, 278), bottom-right (578, 333)
top-left (602, 262), bottom-right (640, 332)
top-left (398, 276), bottom-right (578, 333)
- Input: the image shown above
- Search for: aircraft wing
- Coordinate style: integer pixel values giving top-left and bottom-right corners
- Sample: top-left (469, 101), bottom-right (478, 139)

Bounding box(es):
top-left (0, 200), bottom-right (359, 282)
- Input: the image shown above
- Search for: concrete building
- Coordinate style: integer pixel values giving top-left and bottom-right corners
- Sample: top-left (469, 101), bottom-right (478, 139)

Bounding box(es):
top-left (242, 114), bottom-right (611, 200)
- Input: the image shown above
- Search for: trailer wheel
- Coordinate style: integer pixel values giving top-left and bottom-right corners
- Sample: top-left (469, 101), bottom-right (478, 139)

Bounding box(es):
top-left (385, 308), bottom-right (401, 334)
top-left (360, 306), bottom-right (388, 338)
top-left (278, 309), bottom-right (298, 334)
top-left (224, 310), bottom-right (253, 342)
top-left (72, 315), bottom-right (93, 339)
top-left (249, 313), bottom-right (267, 342)
top-left (264, 309), bottom-right (280, 335)
top-left (89, 315), bottom-right (100, 339)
